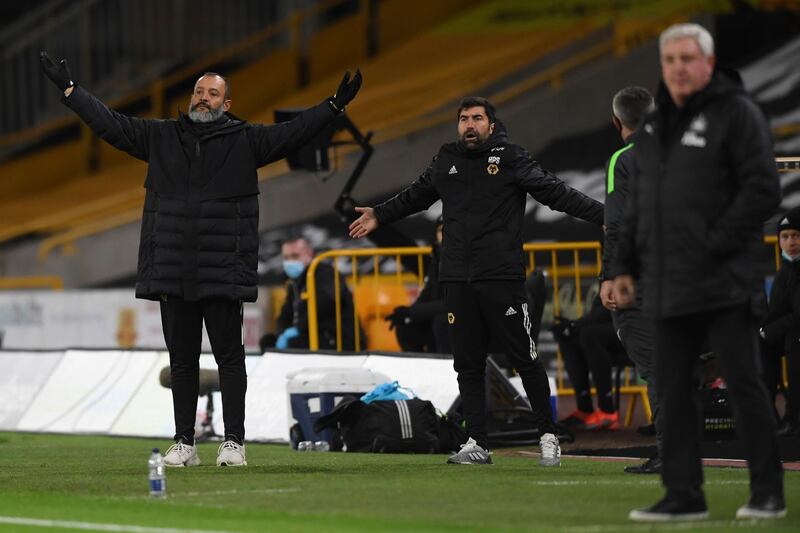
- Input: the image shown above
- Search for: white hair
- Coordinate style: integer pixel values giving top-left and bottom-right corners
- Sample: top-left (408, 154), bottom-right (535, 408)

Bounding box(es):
top-left (659, 23), bottom-right (714, 57)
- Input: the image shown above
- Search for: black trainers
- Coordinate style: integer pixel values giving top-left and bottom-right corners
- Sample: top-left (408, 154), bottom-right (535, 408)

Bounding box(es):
top-left (629, 495), bottom-right (709, 522)
top-left (624, 455), bottom-right (662, 474)
top-left (736, 493), bottom-right (786, 519)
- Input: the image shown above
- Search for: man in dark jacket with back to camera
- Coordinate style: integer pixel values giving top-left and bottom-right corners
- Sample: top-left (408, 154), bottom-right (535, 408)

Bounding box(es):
top-left (39, 52), bottom-right (362, 467)
top-left (597, 86), bottom-right (664, 475)
top-left (609, 23), bottom-right (785, 521)
top-left (349, 97), bottom-right (604, 467)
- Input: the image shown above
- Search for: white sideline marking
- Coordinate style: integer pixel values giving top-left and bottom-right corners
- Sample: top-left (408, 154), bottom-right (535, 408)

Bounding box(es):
top-left (559, 520), bottom-right (775, 532)
top-left (0, 516), bottom-right (238, 533)
top-left (527, 480), bottom-right (748, 486)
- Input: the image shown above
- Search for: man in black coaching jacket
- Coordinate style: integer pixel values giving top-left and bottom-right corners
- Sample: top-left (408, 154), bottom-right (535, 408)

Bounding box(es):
top-left (349, 96), bottom-right (603, 466)
top-left (40, 51), bottom-right (361, 468)
top-left (609, 23), bottom-right (785, 522)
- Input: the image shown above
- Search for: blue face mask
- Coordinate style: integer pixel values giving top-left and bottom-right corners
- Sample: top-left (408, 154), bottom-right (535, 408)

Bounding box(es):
top-left (782, 251), bottom-right (800, 263)
top-left (283, 260), bottom-right (305, 279)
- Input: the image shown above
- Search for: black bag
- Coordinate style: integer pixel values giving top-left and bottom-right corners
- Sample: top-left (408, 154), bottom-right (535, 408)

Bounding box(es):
top-left (315, 398), bottom-right (441, 453)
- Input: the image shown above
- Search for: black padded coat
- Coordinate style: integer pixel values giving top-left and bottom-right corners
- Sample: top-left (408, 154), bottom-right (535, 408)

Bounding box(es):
top-left (64, 86), bottom-right (337, 301)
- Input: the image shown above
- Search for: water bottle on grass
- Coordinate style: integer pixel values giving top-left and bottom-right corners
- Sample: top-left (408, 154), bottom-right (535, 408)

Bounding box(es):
top-left (148, 448), bottom-right (166, 498)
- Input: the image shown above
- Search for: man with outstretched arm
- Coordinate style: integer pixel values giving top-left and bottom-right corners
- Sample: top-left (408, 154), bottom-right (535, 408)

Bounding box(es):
top-left (40, 52), bottom-right (361, 467)
top-left (349, 96), bottom-right (604, 467)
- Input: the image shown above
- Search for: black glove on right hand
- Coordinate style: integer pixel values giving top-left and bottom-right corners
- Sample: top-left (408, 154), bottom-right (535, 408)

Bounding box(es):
top-left (39, 51), bottom-right (74, 92)
top-left (385, 306), bottom-right (411, 330)
top-left (329, 69), bottom-right (362, 112)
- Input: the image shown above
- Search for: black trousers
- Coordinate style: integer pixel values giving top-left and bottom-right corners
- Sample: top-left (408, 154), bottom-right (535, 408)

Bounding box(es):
top-left (444, 281), bottom-right (554, 449)
top-left (614, 307), bottom-right (663, 454)
top-left (160, 298), bottom-right (247, 444)
top-left (559, 322), bottom-right (626, 413)
top-left (653, 304), bottom-right (783, 500)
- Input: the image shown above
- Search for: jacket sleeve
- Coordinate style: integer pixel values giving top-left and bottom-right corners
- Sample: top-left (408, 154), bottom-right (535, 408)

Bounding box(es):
top-left (63, 86), bottom-right (152, 161)
top-left (761, 268), bottom-right (799, 339)
top-left (607, 149), bottom-right (640, 279)
top-left (707, 95), bottom-right (781, 256)
top-left (409, 275), bottom-right (445, 322)
top-left (513, 146), bottom-right (604, 225)
top-left (601, 150), bottom-right (633, 280)
top-left (248, 99), bottom-right (337, 167)
top-left (275, 282), bottom-right (295, 333)
top-left (373, 157), bottom-right (441, 225)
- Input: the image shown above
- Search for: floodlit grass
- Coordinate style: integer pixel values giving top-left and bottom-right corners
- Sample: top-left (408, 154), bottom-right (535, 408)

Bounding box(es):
top-left (0, 432), bottom-right (797, 532)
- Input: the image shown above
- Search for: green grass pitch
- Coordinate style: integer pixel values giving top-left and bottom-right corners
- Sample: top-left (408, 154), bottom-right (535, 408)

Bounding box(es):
top-left (0, 432), bottom-right (796, 532)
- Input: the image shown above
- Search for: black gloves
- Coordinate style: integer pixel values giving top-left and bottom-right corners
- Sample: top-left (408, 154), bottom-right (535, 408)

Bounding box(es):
top-left (329, 69), bottom-right (362, 113)
top-left (40, 52), bottom-right (74, 92)
top-left (385, 306), bottom-right (411, 330)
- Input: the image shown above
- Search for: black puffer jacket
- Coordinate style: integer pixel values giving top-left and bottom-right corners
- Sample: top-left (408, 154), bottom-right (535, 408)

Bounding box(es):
top-left (609, 70), bottom-right (781, 318)
top-left (373, 125), bottom-right (604, 282)
top-left (64, 86), bottom-right (337, 301)
top-left (762, 258), bottom-right (800, 341)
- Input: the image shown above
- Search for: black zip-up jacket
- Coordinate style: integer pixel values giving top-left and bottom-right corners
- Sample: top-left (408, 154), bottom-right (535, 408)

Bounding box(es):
top-left (761, 257), bottom-right (800, 342)
top-left (609, 69), bottom-right (781, 318)
top-left (64, 86), bottom-right (337, 302)
top-left (373, 126), bottom-right (604, 282)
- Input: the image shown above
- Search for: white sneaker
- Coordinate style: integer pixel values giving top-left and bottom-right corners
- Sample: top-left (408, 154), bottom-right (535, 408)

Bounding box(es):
top-left (446, 437), bottom-right (493, 465)
top-left (539, 433), bottom-right (561, 467)
top-left (163, 441), bottom-right (201, 467)
top-left (216, 440), bottom-right (247, 466)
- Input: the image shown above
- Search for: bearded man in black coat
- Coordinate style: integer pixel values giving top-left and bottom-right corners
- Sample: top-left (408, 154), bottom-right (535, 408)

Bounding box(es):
top-left (40, 52), bottom-right (361, 468)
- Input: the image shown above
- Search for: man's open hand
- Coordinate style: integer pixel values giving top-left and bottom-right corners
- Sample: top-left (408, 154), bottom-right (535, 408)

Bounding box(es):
top-left (348, 206), bottom-right (378, 239)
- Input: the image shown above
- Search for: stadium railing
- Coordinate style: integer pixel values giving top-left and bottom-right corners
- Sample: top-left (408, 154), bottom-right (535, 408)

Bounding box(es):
top-left (0, 276), bottom-right (63, 290)
top-left (306, 237), bottom-right (787, 424)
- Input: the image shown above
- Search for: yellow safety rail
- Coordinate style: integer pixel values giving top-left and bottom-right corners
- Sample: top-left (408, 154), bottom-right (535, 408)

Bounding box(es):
top-left (306, 238), bottom-right (785, 422)
top-left (306, 247), bottom-right (430, 352)
top-left (0, 276), bottom-right (63, 290)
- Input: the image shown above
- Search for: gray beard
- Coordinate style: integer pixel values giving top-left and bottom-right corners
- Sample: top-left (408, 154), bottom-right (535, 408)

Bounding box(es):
top-left (188, 105), bottom-right (225, 123)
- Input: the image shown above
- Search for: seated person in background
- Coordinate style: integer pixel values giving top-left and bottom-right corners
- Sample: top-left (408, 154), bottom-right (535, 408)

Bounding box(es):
top-left (385, 217), bottom-right (451, 353)
top-left (551, 294), bottom-right (628, 430)
top-left (265, 236), bottom-right (361, 351)
top-left (760, 207), bottom-right (800, 436)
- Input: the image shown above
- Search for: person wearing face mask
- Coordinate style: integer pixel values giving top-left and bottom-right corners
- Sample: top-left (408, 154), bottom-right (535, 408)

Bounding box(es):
top-left (385, 216), bottom-right (451, 354)
top-left (271, 236), bottom-right (360, 351)
top-left (39, 52), bottom-right (362, 468)
top-left (759, 207), bottom-right (800, 437)
top-left (348, 96), bottom-right (604, 467)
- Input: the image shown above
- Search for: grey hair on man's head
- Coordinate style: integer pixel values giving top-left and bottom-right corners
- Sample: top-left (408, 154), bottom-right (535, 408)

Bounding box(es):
top-left (659, 23), bottom-right (714, 57)
top-left (612, 86), bottom-right (655, 130)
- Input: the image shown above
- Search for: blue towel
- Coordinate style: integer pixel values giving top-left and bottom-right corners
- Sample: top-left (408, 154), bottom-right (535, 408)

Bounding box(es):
top-left (360, 381), bottom-right (416, 403)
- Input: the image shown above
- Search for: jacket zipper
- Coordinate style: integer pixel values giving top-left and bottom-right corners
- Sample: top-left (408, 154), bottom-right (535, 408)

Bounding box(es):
top-left (465, 157), bottom-right (473, 283)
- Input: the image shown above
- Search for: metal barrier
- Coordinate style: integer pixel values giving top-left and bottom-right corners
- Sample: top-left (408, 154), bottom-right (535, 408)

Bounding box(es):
top-left (306, 238), bottom-right (785, 413)
top-left (0, 276), bottom-right (63, 290)
top-left (306, 246), bottom-right (430, 352)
